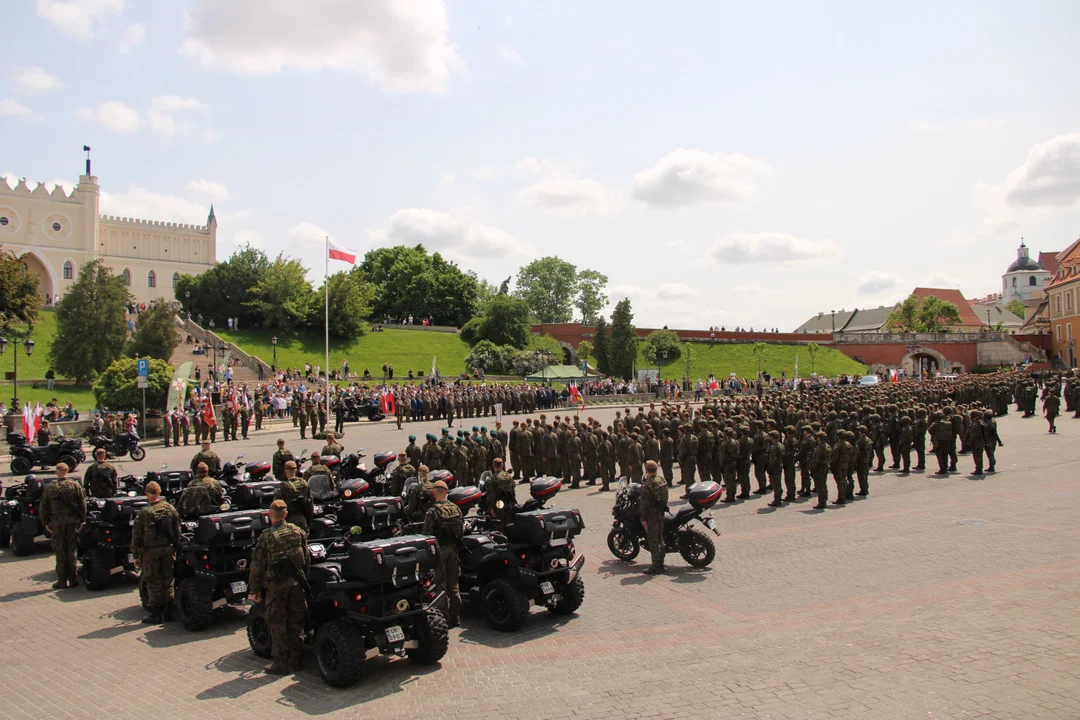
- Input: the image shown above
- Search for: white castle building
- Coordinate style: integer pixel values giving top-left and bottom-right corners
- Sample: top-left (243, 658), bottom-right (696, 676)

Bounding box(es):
top-left (0, 163), bottom-right (216, 305)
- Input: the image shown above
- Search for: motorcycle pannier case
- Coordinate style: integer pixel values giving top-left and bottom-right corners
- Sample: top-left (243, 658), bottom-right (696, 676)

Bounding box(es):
top-left (244, 460), bottom-right (271, 477)
top-left (448, 485), bottom-right (482, 513)
top-left (341, 534), bottom-right (438, 583)
top-left (505, 507), bottom-right (585, 545)
top-left (192, 508), bottom-right (271, 545)
top-left (102, 495), bottom-right (149, 521)
top-left (230, 481), bottom-right (278, 509)
top-left (372, 451), bottom-right (397, 469)
top-left (530, 476), bottom-right (562, 502)
top-left (337, 496), bottom-right (403, 531)
top-left (339, 477), bottom-right (370, 499)
top-left (147, 469), bottom-right (192, 496)
top-left (24, 475), bottom-right (56, 500)
top-left (686, 481), bottom-right (723, 511)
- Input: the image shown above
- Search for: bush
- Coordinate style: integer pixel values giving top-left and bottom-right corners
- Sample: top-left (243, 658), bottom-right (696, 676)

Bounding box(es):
top-left (459, 317), bottom-right (483, 346)
top-left (93, 357), bottom-right (174, 411)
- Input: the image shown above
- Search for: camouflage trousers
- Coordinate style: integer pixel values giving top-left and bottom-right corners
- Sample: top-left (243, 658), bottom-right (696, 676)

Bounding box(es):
top-left (437, 550), bottom-right (460, 625)
top-left (643, 511), bottom-right (665, 569)
top-left (51, 523), bottom-right (78, 583)
top-left (266, 584), bottom-right (307, 660)
top-left (141, 547), bottom-right (175, 607)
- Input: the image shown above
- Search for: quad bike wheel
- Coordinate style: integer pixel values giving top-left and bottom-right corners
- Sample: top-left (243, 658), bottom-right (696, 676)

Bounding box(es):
top-left (11, 532), bottom-right (35, 556)
top-left (246, 601), bottom-right (273, 659)
top-left (481, 577), bottom-right (530, 632)
top-left (549, 577), bottom-right (585, 616)
top-left (407, 607), bottom-right (449, 665)
top-left (314, 619), bottom-right (366, 688)
top-left (10, 457), bottom-right (32, 475)
top-left (57, 454), bottom-right (78, 470)
top-left (175, 577), bottom-right (214, 631)
top-left (606, 527), bottom-right (640, 562)
top-left (80, 554), bottom-right (112, 591)
top-left (678, 528), bottom-right (716, 568)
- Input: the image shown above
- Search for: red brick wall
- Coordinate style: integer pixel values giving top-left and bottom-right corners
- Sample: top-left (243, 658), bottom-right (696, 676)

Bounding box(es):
top-left (833, 343), bottom-right (979, 371)
top-left (532, 323), bottom-right (830, 347)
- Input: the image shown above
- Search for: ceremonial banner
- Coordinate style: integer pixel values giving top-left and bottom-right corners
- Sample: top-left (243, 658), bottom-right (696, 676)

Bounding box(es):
top-left (168, 361), bottom-right (192, 411)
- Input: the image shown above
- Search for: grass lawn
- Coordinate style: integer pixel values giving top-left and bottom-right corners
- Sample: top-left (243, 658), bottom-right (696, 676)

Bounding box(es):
top-left (625, 341), bottom-right (865, 380)
top-left (218, 327), bottom-right (472, 378)
top-left (4, 385), bottom-right (98, 413)
top-left (1, 309), bottom-right (62, 383)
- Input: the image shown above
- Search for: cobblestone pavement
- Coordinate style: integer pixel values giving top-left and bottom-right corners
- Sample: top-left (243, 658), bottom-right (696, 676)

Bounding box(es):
top-left (2, 407), bottom-right (1078, 720)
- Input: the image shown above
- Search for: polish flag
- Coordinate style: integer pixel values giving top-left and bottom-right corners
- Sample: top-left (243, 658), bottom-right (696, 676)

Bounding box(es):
top-left (328, 241), bottom-right (358, 264)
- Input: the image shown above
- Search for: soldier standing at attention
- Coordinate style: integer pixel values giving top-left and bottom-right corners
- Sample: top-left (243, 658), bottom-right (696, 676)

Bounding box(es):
top-left (930, 412), bottom-right (953, 475)
top-left (659, 428), bottom-right (675, 487)
top-left (405, 435), bottom-right (421, 469)
top-left (272, 438), bottom-right (294, 482)
top-left (1043, 389), bottom-right (1060, 434)
top-left (84, 447), bottom-right (119, 498)
top-left (638, 460), bottom-right (668, 575)
top-left (39, 462), bottom-right (86, 589)
top-left (811, 432), bottom-right (831, 510)
top-left (298, 396), bottom-right (309, 439)
top-left (965, 409), bottom-right (986, 474)
top-left (766, 430), bottom-right (786, 507)
top-left (912, 408), bottom-right (928, 471)
top-left (897, 418), bottom-right (913, 475)
top-left (982, 409), bottom-right (1002, 472)
top-left (274, 461), bottom-right (314, 532)
top-left (131, 480), bottom-right (180, 623)
top-left (423, 480), bottom-right (463, 627)
top-left (249, 499), bottom-right (310, 675)
top-left (854, 426), bottom-right (873, 496)
top-left (190, 439), bottom-right (221, 477)
top-left (677, 424), bottom-right (697, 491)
top-left (163, 410), bottom-right (174, 448)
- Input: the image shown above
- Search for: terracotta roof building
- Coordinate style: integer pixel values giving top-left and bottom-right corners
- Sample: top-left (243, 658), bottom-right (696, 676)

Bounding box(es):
top-left (1047, 235), bottom-right (1080, 368)
top-left (911, 287), bottom-right (986, 331)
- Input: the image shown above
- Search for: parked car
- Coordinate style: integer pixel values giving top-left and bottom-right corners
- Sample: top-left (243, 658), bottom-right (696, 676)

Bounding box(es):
top-left (858, 374), bottom-right (881, 386)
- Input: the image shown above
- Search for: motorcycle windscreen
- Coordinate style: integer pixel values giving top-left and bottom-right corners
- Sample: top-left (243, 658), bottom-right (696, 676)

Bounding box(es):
top-left (308, 474), bottom-right (336, 502)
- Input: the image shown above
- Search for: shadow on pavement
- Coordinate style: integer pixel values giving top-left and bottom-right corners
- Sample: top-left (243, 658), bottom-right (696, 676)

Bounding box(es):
top-left (0, 586), bottom-right (57, 603)
top-left (455, 605), bottom-right (571, 648)
top-left (141, 609), bottom-right (247, 648)
top-left (54, 575), bottom-right (139, 603)
top-left (78, 605), bottom-right (146, 639)
top-left (273, 659), bottom-right (440, 716)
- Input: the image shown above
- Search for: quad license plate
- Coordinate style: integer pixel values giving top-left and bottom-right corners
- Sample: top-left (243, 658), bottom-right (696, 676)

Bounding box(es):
top-left (703, 518), bottom-right (720, 535)
top-left (540, 581), bottom-right (555, 595)
top-left (230, 581), bottom-right (247, 595)
top-left (385, 625), bottom-right (405, 643)
top-left (127, 553), bottom-right (134, 564)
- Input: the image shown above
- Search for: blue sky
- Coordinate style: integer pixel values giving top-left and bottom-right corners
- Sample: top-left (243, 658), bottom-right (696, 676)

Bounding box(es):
top-left (4, 0), bottom-right (1080, 329)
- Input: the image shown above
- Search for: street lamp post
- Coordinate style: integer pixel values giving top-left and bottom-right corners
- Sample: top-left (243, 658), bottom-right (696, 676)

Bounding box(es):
top-left (0, 334), bottom-right (35, 411)
top-left (271, 336), bottom-right (278, 369)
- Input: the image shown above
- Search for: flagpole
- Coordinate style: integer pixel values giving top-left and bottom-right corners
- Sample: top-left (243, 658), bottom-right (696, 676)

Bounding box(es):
top-left (325, 236), bottom-right (331, 428)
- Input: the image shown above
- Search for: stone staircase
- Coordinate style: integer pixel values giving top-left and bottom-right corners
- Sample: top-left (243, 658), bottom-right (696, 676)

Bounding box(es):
top-left (173, 317), bottom-right (268, 386)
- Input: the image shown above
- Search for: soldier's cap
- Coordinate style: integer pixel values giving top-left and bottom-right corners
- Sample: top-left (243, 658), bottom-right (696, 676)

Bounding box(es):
top-left (472, 426), bottom-right (479, 432)
top-left (784, 425), bottom-right (795, 432)
top-left (768, 429), bottom-right (780, 437)
top-left (270, 499), bottom-right (288, 511)
top-left (201, 439), bottom-right (211, 446)
top-left (432, 480), bottom-right (449, 491)
top-left (408, 435), bottom-right (416, 441)
top-left (480, 426), bottom-right (487, 432)
top-left (441, 428), bottom-right (449, 434)
top-left (857, 425), bottom-right (868, 432)
top-left (815, 431), bottom-right (827, 438)
top-left (426, 433), bottom-right (436, 440)
top-left (490, 430), bottom-right (498, 436)
top-left (456, 438), bottom-right (463, 444)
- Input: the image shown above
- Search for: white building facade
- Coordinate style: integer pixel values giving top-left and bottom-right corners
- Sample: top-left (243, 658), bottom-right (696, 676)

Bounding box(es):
top-left (1001, 241), bottom-right (1051, 302)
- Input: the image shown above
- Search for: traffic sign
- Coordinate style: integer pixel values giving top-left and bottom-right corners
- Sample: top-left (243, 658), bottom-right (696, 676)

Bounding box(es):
top-left (137, 358), bottom-right (149, 378)
top-left (137, 377), bottom-right (148, 389)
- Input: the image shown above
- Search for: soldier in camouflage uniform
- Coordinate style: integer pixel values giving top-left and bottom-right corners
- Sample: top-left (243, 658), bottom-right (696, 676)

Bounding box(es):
top-left (321, 431), bottom-right (343, 458)
top-left (272, 438), bottom-right (294, 482)
top-left (423, 480), bottom-right (463, 627)
top-left (485, 458), bottom-right (515, 530)
top-left (982, 409), bottom-right (1002, 472)
top-left (405, 435), bottom-right (422, 469)
top-left (84, 447), bottom-right (119, 498)
top-left (190, 439), bottom-right (221, 477)
top-left (39, 462), bottom-right (87, 589)
top-left (677, 424), bottom-right (697, 490)
top-left (387, 453), bottom-right (415, 497)
top-left (179, 463), bottom-right (225, 518)
top-left (831, 430), bottom-right (852, 503)
top-left (930, 411), bottom-right (954, 474)
top-left (897, 417), bottom-right (913, 475)
top-left (303, 451), bottom-right (333, 485)
top-left (765, 430), bottom-right (787, 507)
top-left (422, 433), bottom-right (442, 471)
top-left (131, 480), bottom-right (180, 623)
top-left (274, 461), bottom-right (313, 532)
top-left (249, 499), bottom-right (310, 675)
top-left (854, 425), bottom-right (873, 496)
top-left (638, 460), bottom-right (669, 574)
top-left (810, 432), bottom-right (831, 509)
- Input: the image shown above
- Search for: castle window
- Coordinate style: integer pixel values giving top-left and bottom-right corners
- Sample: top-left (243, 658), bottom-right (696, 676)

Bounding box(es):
top-left (121, 268), bottom-right (131, 286)
top-left (172, 272), bottom-right (179, 289)
top-left (147, 270), bottom-right (156, 288)
top-left (1012, 277), bottom-right (1017, 287)
top-left (1029, 276), bottom-right (1037, 286)
top-left (62, 261), bottom-right (73, 279)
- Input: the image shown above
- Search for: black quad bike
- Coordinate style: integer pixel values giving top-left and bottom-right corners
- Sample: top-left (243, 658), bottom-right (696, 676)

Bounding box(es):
top-left (246, 532), bottom-right (449, 688)
top-left (2, 473), bottom-right (61, 555)
top-left (173, 507), bottom-right (273, 631)
top-left (606, 478), bottom-right (722, 568)
top-left (454, 478), bottom-right (587, 632)
top-left (88, 431), bottom-right (146, 462)
top-left (78, 493), bottom-right (148, 590)
top-left (308, 478), bottom-right (406, 542)
top-left (7, 432), bottom-right (86, 475)
top-left (336, 449), bottom-right (396, 489)
top-left (134, 467), bottom-right (193, 505)
top-left (342, 397), bottom-right (385, 423)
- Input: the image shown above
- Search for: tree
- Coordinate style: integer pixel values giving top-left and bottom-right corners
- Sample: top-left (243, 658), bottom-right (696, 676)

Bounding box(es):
top-left (126, 300), bottom-right (178, 361)
top-left (246, 255), bottom-right (316, 334)
top-left (93, 357), bottom-right (173, 411)
top-left (607, 298), bottom-right (637, 380)
top-left (515, 257), bottom-right (578, 324)
top-left (576, 340), bottom-right (593, 368)
top-left (593, 315), bottom-right (610, 374)
top-left (473, 275), bottom-right (499, 318)
top-left (176, 245), bottom-right (269, 327)
top-left (0, 249), bottom-right (39, 335)
top-left (50, 260), bottom-right (130, 383)
top-left (476, 295), bottom-right (532, 348)
top-left (320, 269), bottom-right (374, 339)
top-left (807, 342), bottom-right (820, 375)
top-left (575, 269), bottom-right (608, 325)
top-left (885, 295), bottom-right (921, 333)
top-left (642, 330), bottom-right (681, 371)
top-left (917, 296), bottom-right (962, 332)
top-left (1005, 298), bottom-right (1026, 320)
top-left (465, 340), bottom-right (502, 373)
top-left (360, 245), bottom-right (480, 327)
top-left (751, 342), bottom-right (767, 376)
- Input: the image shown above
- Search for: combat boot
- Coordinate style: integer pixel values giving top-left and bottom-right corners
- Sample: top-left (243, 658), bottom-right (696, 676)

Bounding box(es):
top-left (288, 651), bottom-right (303, 672)
top-left (142, 607), bottom-right (163, 624)
top-left (265, 657), bottom-right (289, 675)
top-left (643, 565), bottom-right (665, 575)
top-left (161, 600), bottom-right (173, 622)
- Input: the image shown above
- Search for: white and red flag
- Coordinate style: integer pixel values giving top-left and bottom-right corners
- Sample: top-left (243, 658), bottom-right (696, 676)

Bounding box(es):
top-left (328, 241), bottom-right (357, 264)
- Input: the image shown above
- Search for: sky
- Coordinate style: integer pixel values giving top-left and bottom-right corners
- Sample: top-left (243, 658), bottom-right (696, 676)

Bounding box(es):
top-left (3, 0), bottom-right (1080, 331)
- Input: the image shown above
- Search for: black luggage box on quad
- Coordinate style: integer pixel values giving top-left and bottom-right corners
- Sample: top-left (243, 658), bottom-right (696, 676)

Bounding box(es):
top-left (244, 460), bottom-right (271, 477)
top-left (686, 481), bottom-right (722, 510)
top-left (341, 534), bottom-right (439, 583)
top-left (6, 432), bottom-right (28, 446)
top-left (429, 469), bottom-right (455, 489)
top-left (192, 508), bottom-right (271, 545)
top-left (147, 469), bottom-right (192, 497)
top-left (24, 475), bottom-right (56, 500)
top-left (449, 485), bottom-right (482, 513)
top-left (505, 507), bottom-right (585, 545)
top-left (230, 480), bottom-right (278, 509)
top-left (372, 451), bottom-right (396, 469)
top-left (101, 495), bottom-right (149, 521)
top-left (339, 477), bottom-right (370, 499)
top-left (530, 477), bottom-right (562, 502)
top-left (337, 496), bottom-right (403, 531)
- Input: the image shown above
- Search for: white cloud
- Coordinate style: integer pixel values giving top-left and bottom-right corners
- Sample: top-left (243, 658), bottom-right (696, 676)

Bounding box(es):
top-left (515, 173), bottom-right (620, 217)
top-left (369, 208), bottom-right (533, 262)
top-left (186, 179), bottom-right (230, 202)
top-left (856, 270), bottom-right (904, 295)
top-left (100, 187), bottom-right (209, 224)
top-left (11, 67), bottom-right (63, 94)
top-left (437, 173), bottom-right (454, 189)
top-left (75, 101), bottom-right (142, 133)
top-left (998, 132), bottom-right (1080, 207)
top-left (655, 283), bottom-right (700, 301)
top-left (289, 221), bottom-right (332, 251)
top-left (632, 148), bottom-right (770, 207)
top-left (663, 239), bottom-right (689, 253)
top-left (0, 98), bottom-right (34, 118)
top-left (513, 156), bottom-right (570, 173)
top-left (117, 22), bottom-right (146, 53)
top-left (146, 95), bottom-right (213, 141)
top-left (969, 118), bottom-right (1007, 131)
top-left (922, 272), bottom-right (961, 289)
top-left (498, 46), bottom-right (523, 65)
top-left (906, 119), bottom-right (945, 137)
top-left (709, 232), bottom-right (842, 266)
top-left (181, 0), bottom-right (465, 93)
top-left (231, 229), bottom-right (264, 249)
top-left (36, 0), bottom-right (124, 38)
top-left (151, 95), bottom-right (208, 113)
top-left (470, 166), bottom-right (499, 180)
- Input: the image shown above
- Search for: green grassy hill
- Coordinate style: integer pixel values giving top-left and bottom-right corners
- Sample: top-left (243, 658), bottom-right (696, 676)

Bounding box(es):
top-left (0, 310), bottom-right (98, 411)
top-left (627, 341), bottom-right (865, 381)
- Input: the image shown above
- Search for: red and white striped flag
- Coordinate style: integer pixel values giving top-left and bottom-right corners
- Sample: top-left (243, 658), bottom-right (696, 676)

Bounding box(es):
top-left (328, 240), bottom-right (357, 264)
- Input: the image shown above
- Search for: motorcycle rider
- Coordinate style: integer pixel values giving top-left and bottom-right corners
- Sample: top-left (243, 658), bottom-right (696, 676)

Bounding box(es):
top-left (320, 431), bottom-right (343, 459)
top-left (84, 447), bottom-right (119, 498)
top-left (272, 438), bottom-right (294, 482)
top-left (387, 452), bottom-right (415, 497)
top-left (179, 463), bottom-right (225, 518)
top-left (302, 451), bottom-right (333, 486)
top-left (274, 460), bottom-right (313, 532)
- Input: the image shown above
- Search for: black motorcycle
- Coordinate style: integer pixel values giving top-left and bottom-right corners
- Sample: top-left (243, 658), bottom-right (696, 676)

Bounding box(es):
top-left (343, 397), bottom-right (385, 423)
top-left (89, 431), bottom-right (146, 462)
top-left (606, 478), bottom-right (722, 568)
top-left (7, 432), bottom-right (86, 475)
